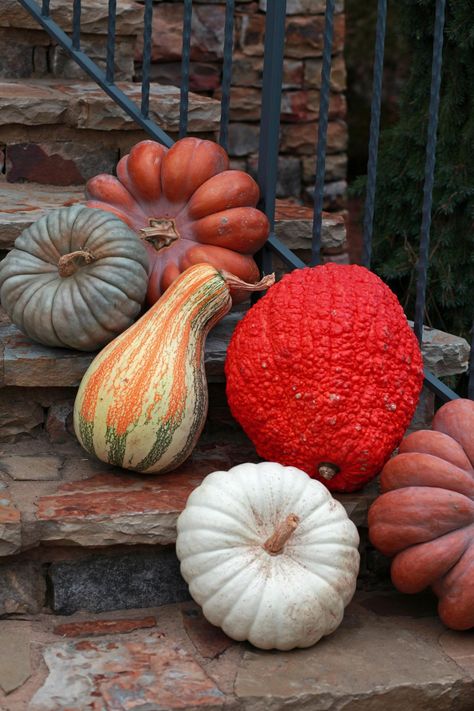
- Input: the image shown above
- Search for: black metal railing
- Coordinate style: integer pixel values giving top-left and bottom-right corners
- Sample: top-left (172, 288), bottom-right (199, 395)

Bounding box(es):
top-left (17, 0), bottom-right (473, 401)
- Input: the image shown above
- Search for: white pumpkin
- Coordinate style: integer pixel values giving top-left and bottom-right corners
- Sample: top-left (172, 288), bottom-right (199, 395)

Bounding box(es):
top-left (176, 461), bottom-right (360, 650)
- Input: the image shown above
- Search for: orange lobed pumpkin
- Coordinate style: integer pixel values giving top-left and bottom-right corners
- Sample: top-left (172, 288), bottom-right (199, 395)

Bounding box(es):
top-left (368, 398), bottom-right (474, 630)
top-left (85, 137), bottom-right (270, 304)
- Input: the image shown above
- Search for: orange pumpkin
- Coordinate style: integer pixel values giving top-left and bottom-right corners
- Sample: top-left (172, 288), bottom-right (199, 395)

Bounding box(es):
top-left (85, 137), bottom-right (270, 304)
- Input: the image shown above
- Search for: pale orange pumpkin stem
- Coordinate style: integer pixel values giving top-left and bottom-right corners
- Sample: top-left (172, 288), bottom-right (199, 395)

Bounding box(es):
top-left (58, 250), bottom-right (96, 277)
top-left (221, 271), bottom-right (275, 293)
top-left (263, 513), bottom-right (300, 555)
top-left (140, 218), bottom-right (180, 251)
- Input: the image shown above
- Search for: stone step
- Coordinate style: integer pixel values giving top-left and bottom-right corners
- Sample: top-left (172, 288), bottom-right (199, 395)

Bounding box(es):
top-left (0, 428), bottom-right (377, 561)
top-left (0, 77), bottom-right (220, 139)
top-left (0, 182), bottom-right (346, 251)
top-left (0, 0), bottom-right (144, 37)
top-left (1, 592), bottom-right (473, 708)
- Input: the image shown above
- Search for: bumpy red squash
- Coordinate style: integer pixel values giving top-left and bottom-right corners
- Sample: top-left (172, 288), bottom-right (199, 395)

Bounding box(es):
top-left (368, 398), bottom-right (474, 630)
top-left (85, 137), bottom-right (269, 304)
top-left (225, 264), bottom-right (424, 493)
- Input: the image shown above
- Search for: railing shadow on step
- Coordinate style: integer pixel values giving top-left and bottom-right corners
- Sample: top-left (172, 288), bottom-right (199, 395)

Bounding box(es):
top-left (17, 0), bottom-right (474, 403)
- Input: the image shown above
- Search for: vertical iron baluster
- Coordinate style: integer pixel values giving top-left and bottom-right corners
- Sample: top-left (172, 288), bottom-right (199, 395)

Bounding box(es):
top-left (141, 0), bottom-right (153, 119)
top-left (106, 0), bottom-right (117, 84)
top-left (256, 0), bottom-right (287, 277)
top-left (219, 0), bottom-right (235, 151)
top-left (311, 0), bottom-right (335, 267)
top-left (72, 0), bottom-right (81, 51)
top-left (362, 0), bottom-right (387, 269)
top-left (41, 0), bottom-right (50, 16)
top-left (469, 319), bottom-right (474, 400)
top-left (414, 0), bottom-right (446, 343)
top-left (179, 0), bottom-right (193, 139)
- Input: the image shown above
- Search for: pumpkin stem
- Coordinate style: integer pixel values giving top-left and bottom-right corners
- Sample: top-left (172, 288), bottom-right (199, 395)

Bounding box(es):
top-left (58, 250), bottom-right (96, 277)
top-left (263, 513), bottom-right (300, 555)
top-left (318, 462), bottom-right (340, 481)
top-left (221, 271), bottom-right (276, 293)
top-left (140, 218), bottom-right (180, 251)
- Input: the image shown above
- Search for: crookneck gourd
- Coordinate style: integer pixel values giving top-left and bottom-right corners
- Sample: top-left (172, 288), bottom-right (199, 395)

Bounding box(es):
top-left (85, 137), bottom-right (270, 304)
top-left (0, 205), bottom-right (149, 351)
top-left (73, 263), bottom-right (274, 474)
top-left (225, 263), bottom-right (424, 492)
top-left (368, 398), bottom-right (474, 630)
top-left (177, 461), bottom-right (360, 650)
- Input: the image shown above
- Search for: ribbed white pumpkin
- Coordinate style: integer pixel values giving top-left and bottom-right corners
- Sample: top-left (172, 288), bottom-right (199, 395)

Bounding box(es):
top-left (176, 462), bottom-right (360, 650)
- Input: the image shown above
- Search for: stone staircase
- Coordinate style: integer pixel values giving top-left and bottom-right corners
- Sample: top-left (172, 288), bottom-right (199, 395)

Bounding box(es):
top-left (0, 2), bottom-right (473, 710)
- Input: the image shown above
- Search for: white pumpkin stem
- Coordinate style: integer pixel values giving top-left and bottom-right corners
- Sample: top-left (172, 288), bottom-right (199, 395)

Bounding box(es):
top-left (140, 218), bottom-right (180, 251)
top-left (58, 250), bottom-right (96, 277)
top-left (263, 513), bottom-right (300, 555)
top-left (318, 463), bottom-right (340, 481)
top-left (221, 271), bottom-right (275, 293)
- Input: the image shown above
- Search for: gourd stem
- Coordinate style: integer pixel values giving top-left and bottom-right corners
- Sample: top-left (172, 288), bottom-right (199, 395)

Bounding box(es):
top-left (318, 463), bottom-right (340, 481)
top-left (140, 218), bottom-right (180, 251)
top-left (221, 271), bottom-right (276, 292)
top-left (263, 513), bottom-right (300, 555)
top-left (58, 250), bottom-right (96, 277)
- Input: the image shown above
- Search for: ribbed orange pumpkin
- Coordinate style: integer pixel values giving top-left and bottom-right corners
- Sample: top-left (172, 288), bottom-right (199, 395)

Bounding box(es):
top-left (85, 137), bottom-right (269, 304)
top-left (368, 398), bottom-right (474, 630)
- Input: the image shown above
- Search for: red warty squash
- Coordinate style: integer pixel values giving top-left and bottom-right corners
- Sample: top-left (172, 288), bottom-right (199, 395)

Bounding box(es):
top-left (85, 137), bottom-right (269, 304)
top-left (225, 264), bottom-right (424, 493)
top-left (368, 398), bottom-right (474, 630)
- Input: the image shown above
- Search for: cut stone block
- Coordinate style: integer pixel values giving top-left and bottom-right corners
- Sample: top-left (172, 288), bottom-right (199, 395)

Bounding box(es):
top-left (0, 182), bottom-right (84, 249)
top-left (49, 548), bottom-right (191, 615)
top-left (274, 202), bottom-right (346, 251)
top-left (0, 559), bottom-right (46, 615)
top-left (0, 455), bottom-right (63, 481)
top-left (0, 79), bottom-right (221, 133)
top-left (0, 483), bottom-right (21, 556)
top-left (30, 634), bottom-right (225, 710)
top-left (0, 0), bottom-right (144, 36)
top-left (0, 311), bottom-right (244, 387)
top-left (0, 621), bottom-right (31, 694)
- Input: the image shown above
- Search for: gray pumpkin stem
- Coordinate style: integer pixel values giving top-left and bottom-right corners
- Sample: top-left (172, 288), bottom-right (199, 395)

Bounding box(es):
top-left (140, 218), bottom-right (180, 251)
top-left (58, 250), bottom-right (96, 277)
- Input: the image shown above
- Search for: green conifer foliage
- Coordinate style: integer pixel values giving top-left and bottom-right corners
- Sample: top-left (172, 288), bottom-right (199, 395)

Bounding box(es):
top-left (367, 0), bottom-right (474, 339)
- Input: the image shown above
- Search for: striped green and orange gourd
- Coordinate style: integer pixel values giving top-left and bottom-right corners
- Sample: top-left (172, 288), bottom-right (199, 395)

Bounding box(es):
top-left (73, 263), bottom-right (273, 474)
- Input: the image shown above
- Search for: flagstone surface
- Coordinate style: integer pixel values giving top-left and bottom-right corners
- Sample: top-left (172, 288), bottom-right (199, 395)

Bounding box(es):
top-left (1, 593), bottom-right (473, 710)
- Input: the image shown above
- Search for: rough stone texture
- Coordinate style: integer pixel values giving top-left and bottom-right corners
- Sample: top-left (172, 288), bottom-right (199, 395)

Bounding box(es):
top-left (5, 141), bottom-right (119, 185)
top-left (0, 80), bottom-right (221, 133)
top-left (281, 120), bottom-right (348, 155)
top-left (231, 54), bottom-right (304, 89)
top-left (53, 616), bottom-right (157, 638)
top-left (305, 53), bottom-right (347, 92)
top-left (182, 604), bottom-right (234, 659)
top-left (409, 322), bottom-right (471, 377)
top-left (30, 634), bottom-right (225, 710)
top-left (0, 559), bottom-right (46, 615)
top-left (0, 311), bottom-right (243, 389)
top-left (45, 401), bottom-right (75, 444)
top-left (235, 596), bottom-right (474, 709)
top-left (0, 386), bottom-right (45, 441)
top-left (303, 152), bottom-right (348, 183)
top-left (146, 60), bottom-right (222, 92)
top-left (0, 621), bottom-right (32, 695)
top-left (274, 202), bottom-right (346, 250)
top-left (137, 2), bottom-right (227, 62)
top-left (0, 182), bottom-right (83, 249)
top-left (3, 593), bottom-right (473, 710)
top-left (49, 35), bottom-right (135, 82)
top-left (0, 29), bottom-right (35, 78)
top-left (259, 0), bottom-right (344, 13)
top-left (49, 549), bottom-right (190, 615)
top-left (0, 0), bottom-right (144, 36)
top-left (0, 455), bottom-right (63, 481)
top-left (227, 122), bottom-right (260, 156)
top-left (0, 482), bottom-right (21, 556)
